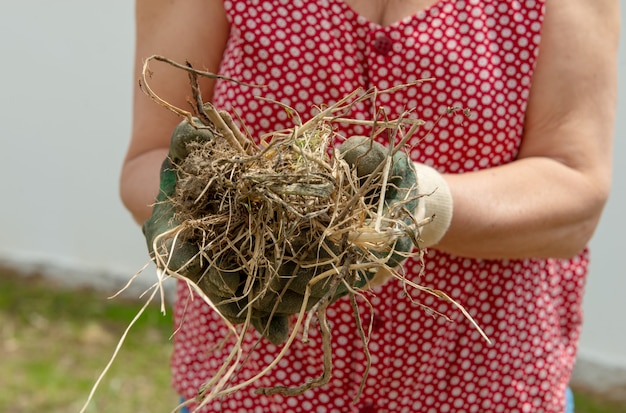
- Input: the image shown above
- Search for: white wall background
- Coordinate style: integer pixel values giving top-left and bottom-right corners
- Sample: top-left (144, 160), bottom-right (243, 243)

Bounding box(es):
top-left (576, 10), bottom-right (626, 385)
top-left (0, 1), bottom-right (624, 390)
top-left (0, 1), bottom-right (152, 293)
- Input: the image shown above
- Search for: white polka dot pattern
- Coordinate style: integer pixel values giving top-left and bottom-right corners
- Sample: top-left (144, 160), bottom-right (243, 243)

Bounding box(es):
top-left (171, 1), bottom-right (587, 412)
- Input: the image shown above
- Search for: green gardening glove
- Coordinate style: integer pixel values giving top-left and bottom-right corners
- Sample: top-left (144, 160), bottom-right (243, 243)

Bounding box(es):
top-left (142, 118), bottom-right (290, 344)
top-left (248, 234), bottom-right (346, 311)
top-left (341, 136), bottom-right (454, 253)
top-left (338, 135), bottom-right (420, 284)
top-left (142, 119), bottom-right (212, 278)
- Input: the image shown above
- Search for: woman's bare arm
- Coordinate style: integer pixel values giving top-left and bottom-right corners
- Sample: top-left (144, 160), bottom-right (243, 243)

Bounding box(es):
top-left (436, 0), bottom-right (620, 259)
top-left (120, 0), bottom-right (229, 224)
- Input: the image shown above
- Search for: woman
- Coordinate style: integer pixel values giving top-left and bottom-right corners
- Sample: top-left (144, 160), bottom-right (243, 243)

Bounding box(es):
top-left (120, 1), bottom-right (620, 412)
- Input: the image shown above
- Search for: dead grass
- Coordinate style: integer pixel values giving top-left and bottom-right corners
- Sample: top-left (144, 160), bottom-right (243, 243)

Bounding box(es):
top-left (0, 267), bottom-right (176, 413)
top-left (139, 56), bottom-right (491, 408)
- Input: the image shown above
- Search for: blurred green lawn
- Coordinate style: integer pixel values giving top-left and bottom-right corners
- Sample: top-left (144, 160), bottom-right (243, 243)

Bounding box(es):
top-left (0, 267), bottom-right (624, 412)
top-left (0, 269), bottom-right (176, 412)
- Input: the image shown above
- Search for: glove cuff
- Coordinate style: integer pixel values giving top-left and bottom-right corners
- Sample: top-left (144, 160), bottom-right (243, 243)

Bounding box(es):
top-left (413, 162), bottom-right (453, 247)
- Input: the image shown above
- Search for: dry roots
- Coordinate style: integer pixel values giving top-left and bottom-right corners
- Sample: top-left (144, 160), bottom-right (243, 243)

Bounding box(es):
top-left (80, 55), bottom-right (488, 413)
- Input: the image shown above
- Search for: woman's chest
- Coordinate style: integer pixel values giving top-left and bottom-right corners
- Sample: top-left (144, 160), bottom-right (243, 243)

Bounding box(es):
top-left (217, 0), bottom-right (545, 171)
top-left (343, 0), bottom-right (440, 26)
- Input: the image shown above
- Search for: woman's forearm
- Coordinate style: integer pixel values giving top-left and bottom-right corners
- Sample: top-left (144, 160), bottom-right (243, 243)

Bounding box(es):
top-left (436, 156), bottom-right (610, 259)
top-left (120, 148), bottom-right (169, 225)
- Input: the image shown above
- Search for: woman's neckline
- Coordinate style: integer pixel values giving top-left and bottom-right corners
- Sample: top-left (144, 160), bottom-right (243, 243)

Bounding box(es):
top-left (336, 0), bottom-right (450, 29)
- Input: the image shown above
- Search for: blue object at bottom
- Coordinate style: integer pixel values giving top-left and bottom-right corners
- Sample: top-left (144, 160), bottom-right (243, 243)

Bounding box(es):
top-left (565, 386), bottom-right (575, 413)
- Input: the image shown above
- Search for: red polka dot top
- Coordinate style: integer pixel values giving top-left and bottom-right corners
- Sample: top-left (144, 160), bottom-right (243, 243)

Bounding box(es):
top-left (171, 1), bottom-right (587, 412)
